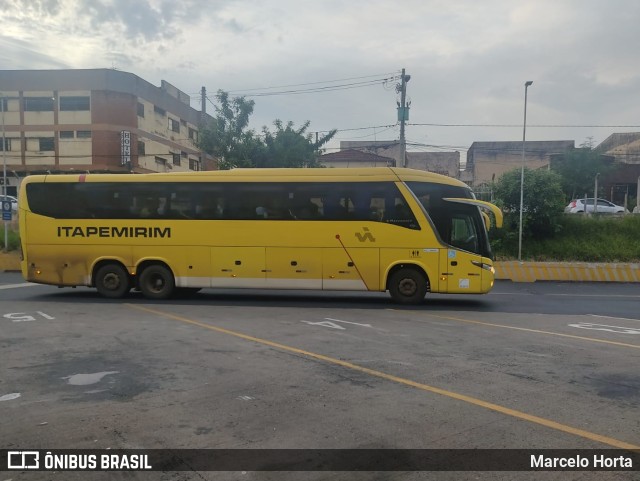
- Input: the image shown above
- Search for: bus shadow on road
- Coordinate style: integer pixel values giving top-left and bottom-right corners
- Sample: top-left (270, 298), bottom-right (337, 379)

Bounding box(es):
top-left (28, 288), bottom-right (494, 312)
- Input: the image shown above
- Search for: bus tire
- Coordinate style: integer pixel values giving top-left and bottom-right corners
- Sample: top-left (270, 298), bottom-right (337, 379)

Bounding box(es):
top-left (95, 263), bottom-right (130, 299)
top-left (388, 267), bottom-right (427, 305)
top-left (139, 264), bottom-right (175, 300)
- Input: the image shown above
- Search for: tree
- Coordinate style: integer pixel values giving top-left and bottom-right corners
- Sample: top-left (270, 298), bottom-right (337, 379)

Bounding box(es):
top-left (550, 143), bottom-right (613, 200)
top-left (258, 120), bottom-right (336, 168)
top-left (198, 91), bottom-right (336, 169)
top-left (493, 167), bottom-right (565, 240)
top-left (198, 90), bottom-right (263, 170)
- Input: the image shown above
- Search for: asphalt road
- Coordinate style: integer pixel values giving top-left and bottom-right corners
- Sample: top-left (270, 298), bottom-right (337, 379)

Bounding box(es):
top-left (1, 275), bottom-right (639, 481)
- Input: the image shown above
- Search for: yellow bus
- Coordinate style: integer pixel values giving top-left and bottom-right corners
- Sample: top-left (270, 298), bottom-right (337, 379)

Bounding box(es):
top-left (18, 167), bottom-right (502, 304)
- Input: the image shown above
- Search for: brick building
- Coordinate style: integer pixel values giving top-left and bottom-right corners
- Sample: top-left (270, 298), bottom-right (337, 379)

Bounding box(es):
top-left (0, 69), bottom-right (215, 197)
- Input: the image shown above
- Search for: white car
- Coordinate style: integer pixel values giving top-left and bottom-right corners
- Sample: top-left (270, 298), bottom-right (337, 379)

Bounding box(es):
top-left (564, 198), bottom-right (628, 214)
top-left (0, 195), bottom-right (18, 212)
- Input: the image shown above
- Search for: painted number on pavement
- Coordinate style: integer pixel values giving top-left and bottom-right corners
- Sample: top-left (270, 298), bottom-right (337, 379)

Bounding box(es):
top-left (568, 322), bottom-right (640, 335)
top-left (3, 311), bottom-right (56, 322)
top-left (301, 317), bottom-right (372, 330)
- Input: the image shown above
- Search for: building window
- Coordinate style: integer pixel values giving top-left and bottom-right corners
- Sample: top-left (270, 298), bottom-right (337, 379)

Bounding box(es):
top-left (138, 141), bottom-right (146, 156)
top-left (137, 102), bottom-right (145, 117)
top-left (155, 156), bottom-right (166, 165)
top-left (0, 99), bottom-right (8, 111)
top-left (154, 105), bottom-right (166, 116)
top-left (24, 97), bottom-right (54, 111)
top-left (168, 118), bottom-right (180, 133)
top-left (39, 138), bottom-right (55, 151)
top-left (59, 131), bottom-right (74, 139)
top-left (77, 130), bottom-right (92, 139)
top-left (189, 158), bottom-right (201, 171)
top-left (0, 138), bottom-right (11, 151)
top-left (172, 153), bottom-right (180, 166)
top-left (188, 128), bottom-right (197, 141)
top-left (59, 96), bottom-right (90, 111)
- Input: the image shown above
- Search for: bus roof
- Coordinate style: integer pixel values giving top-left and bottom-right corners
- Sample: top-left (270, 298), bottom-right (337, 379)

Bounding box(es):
top-left (22, 167), bottom-right (469, 188)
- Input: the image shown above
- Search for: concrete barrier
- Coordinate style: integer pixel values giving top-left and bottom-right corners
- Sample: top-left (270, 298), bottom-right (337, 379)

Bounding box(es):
top-left (494, 261), bottom-right (640, 283)
top-left (0, 251), bottom-right (21, 272)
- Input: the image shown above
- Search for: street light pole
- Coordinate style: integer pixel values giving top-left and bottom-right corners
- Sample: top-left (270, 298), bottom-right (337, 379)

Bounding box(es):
top-left (518, 81), bottom-right (533, 262)
top-left (1, 94), bottom-right (7, 252)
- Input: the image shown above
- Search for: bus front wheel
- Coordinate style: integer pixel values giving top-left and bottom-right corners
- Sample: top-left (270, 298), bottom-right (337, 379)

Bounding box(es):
top-left (138, 264), bottom-right (175, 300)
top-left (95, 263), bottom-right (130, 299)
top-left (388, 268), bottom-right (427, 305)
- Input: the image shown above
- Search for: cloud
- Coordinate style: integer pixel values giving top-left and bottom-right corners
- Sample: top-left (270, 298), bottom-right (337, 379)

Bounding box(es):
top-left (1, 0), bottom-right (639, 153)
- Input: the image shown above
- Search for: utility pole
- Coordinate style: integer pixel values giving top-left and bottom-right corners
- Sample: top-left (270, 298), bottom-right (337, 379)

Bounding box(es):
top-left (397, 68), bottom-right (410, 168)
top-left (201, 86), bottom-right (206, 114)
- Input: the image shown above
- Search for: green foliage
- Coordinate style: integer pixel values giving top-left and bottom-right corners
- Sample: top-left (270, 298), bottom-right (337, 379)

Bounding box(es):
top-left (493, 167), bottom-right (565, 240)
top-left (198, 91), bottom-right (336, 169)
top-left (493, 215), bottom-right (640, 262)
top-left (550, 147), bottom-right (613, 200)
top-left (258, 120), bottom-right (336, 168)
top-left (197, 90), bottom-right (262, 170)
top-left (0, 226), bottom-right (20, 251)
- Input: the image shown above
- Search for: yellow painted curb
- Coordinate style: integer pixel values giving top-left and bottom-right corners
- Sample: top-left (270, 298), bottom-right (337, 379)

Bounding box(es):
top-left (495, 261), bottom-right (640, 283)
top-left (0, 251), bottom-right (21, 272)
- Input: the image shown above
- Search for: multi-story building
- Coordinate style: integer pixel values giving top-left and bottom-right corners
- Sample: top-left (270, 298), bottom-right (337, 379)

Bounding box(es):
top-left (0, 69), bottom-right (215, 197)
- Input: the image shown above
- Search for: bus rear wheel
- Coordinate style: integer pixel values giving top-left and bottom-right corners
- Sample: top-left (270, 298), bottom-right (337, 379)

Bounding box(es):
top-left (388, 267), bottom-right (427, 305)
top-left (95, 263), bottom-right (130, 299)
top-left (138, 264), bottom-right (175, 300)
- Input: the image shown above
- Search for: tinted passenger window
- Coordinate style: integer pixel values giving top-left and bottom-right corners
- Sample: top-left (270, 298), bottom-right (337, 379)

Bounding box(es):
top-left (26, 181), bottom-right (420, 229)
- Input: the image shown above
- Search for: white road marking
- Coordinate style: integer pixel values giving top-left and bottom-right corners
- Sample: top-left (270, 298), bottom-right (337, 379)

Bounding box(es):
top-left (301, 320), bottom-right (345, 330)
top-left (0, 283), bottom-right (38, 290)
top-left (0, 393), bottom-right (21, 402)
top-left (64, 371), bottom-right (120, 386)
top-left (3, 311), bottom-right (56, 322)
top-left (324, 317), bottom-right (372, 328)
top-left (588, 314), bottom-right (640, 323)
top-left (567, 322), bottom-right (640, 335)
top-left (549, 293), bottom-right (640, 298)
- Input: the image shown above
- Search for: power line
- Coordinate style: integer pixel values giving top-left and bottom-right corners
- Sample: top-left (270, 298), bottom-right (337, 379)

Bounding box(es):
top-left (311, 123), bottom-right (397, 134)
top-left (337, 125), bottom-right (398, 140)
top-left (408, 122), bottom-right (640, 128)
top-left (226, 71), bottom-right (400, 94)
top-left (233, 77), bottom-right (399, 97)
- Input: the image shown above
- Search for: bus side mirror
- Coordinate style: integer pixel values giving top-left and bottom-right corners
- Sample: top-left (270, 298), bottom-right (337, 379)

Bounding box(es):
top-left (482, 211), bottom-right (491, 231)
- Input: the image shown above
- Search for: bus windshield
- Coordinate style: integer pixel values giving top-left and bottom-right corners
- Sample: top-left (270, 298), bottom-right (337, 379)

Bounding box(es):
top-left (405, 181), bottom-right (493, 259)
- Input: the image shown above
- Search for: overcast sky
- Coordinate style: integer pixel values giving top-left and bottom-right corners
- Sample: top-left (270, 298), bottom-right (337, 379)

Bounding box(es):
top-left (2, 0), bottom-right (639, 160)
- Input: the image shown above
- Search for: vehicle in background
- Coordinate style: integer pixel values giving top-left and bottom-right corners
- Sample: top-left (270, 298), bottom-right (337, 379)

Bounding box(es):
top-left (565, 198), bottom-right (629, 214)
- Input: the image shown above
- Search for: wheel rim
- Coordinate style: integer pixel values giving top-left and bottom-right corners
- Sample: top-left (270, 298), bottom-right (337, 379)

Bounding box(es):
top-left (148, 273), bottom-right (166, 293)
top-left (103, 272), bottom-right (121, 291)
top-left (398, 278), bottom-right (417, 297)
